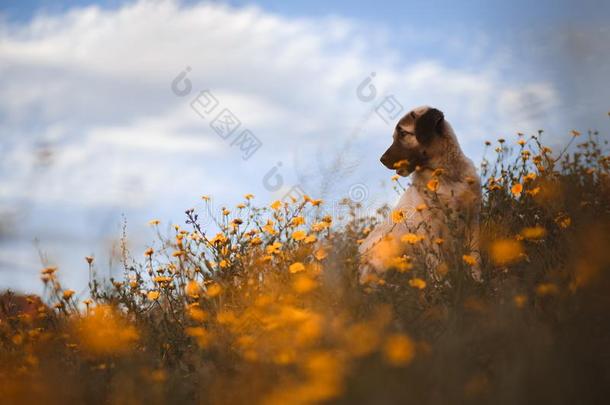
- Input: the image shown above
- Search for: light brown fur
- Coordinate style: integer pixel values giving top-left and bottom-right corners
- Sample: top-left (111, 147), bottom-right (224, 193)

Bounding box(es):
top-left (359, 106), bottom-right (482, 282)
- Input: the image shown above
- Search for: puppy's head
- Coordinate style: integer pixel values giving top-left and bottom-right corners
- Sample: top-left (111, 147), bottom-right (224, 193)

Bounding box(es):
top-left (380, 106), bottom-right (445, 176)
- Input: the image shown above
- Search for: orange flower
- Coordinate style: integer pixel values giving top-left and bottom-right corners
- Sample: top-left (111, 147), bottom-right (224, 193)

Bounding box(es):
top-left (314, 248), bottom-right (328, 261)
top-left (206, 283), bottom-right (222, 298)
top-left (383, 334), bottom-right (415, 366)
top-left (536, 283), bottom-right (559, 296)
top-left (490, 239), bottom-right (523, 266)
top-left (147, 290), bottom-right (160, 301)
top-left (511, 183), bottom-right (523, 197)
top-left (62, 289), bottom-right (75, 300)
top-left (289, 262), bottom-right (306, 274)
top-left (462, 255), bottom-right (477, 266)
top-left (185, 280), bottom-right (201, 297)
top-left (426, 178), bottom-right (439, 192)
top-left (292, 230), bottom-right (307, 241)
top-left (408, 278), bottom-right (426, 289)
top-left (291, 216), bottom-right (305, 226)
top-left (304, 234), bottom-right (317, 244)
top-left (391, 209), bottom-right (405, 224)
top-left (513, 294), bottom-right (527, 309)
top-left (401, 233), bottom-right (423, 244)
top-left (265, 242), bottom-right (283, 255)
top-left (521, 226), bottom-right (546, 239)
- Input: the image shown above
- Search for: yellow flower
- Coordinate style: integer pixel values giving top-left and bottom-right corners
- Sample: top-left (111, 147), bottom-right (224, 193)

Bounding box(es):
top-left (393, 159), bottom-right (409, 169)
top-left (265, 242), bottom-right (283, 255)
top-left (426, 178), bottom-right (439, 192)
top-left (210, 232), bottom-right (227, 245)
top-left (490, 239), bottom-right (523, 266)
top-left (201, 195), bottom-right (210, 201)
top-left (262, 220), bottom-right (276, 235)
top-left (383, 334), bottom-right (415, 366)
top-left (250, 236), bottom-right (263, 246)
top-left (521, 226), bottom-right (546, 239)
top-left (511, 183), bottom-right (523, 197)
top-left (415, 203), bottom-right (427, 212)
top-left (77, 305), bottom-right (138, 355)
top-left (391, 209), bottom-right (405, 224)
top-left (147, 290), bottom-right (160, 301)
top-left (524, 172), bottom-right (537, 182)
top-left (172, 250), bottom-right (184, 257)
top-left (270, 200), bottom-right (282, 210)
top-left (304, 234), bottom-right (317, 244)
top-left (536, 283), bottom-right (559, 296)
top-left (144, 247), bottom-right (154, 257)
top-left (289, 262), bottom-right (306, 274)
top-left (434, 237), bottom-right (445, 245)
top-left (292, 274), bottom-right (318, 294)
top-left (62, 289), bottom-right (75, 300)
top-left (526, 187), bottom-right (540, 196)
top-left (556, 215), bottom-right (571, 228)
top-left (314, 248), bottom-right (328, 261)
top-left (312, 221), bottom-right (330, 232)
top-left (390, 256), bottom-right (412, 272)
top-left (513, 294), bottom-right (527, 309)
top-left (222, 208), bottom-right (231, 216)
top-left (310, 198), bottom-right (323, 206)
top-left (517, 138), bottom-right (526, 146)
top-left (185, 326), bottom-right (211, 348)
top-left (244, 193), bottom-right (254, 200)
top-left (148, 219), bottom-right (160, 226)
top-left (391, 175), bottom-right (400, 182)
top-left (571, 130), bottom-right (581, 137)
top-left (291, 216), bottom-right (305, 226)
top-left (292, 230), bottom-right (307, 241)
top-left (184, 280), bottom-right (201, 298)
top-left (206, 283), bottom-right (222, 298)
top-left (462, 255), bottom-right (477, 266)
top-left (41, 266), bottom-right (57, 275)
top-left (401, 233), bottom-right (423, 244)
top-left (408, 278), bottom-right (426, 289)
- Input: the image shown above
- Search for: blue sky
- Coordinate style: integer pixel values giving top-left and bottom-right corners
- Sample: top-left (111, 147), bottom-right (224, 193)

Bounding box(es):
top-left (1, 0), bottom-right (608, 294)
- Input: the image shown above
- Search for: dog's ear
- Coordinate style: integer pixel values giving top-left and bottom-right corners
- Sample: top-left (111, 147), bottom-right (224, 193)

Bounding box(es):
top-left (415, 108), bottom-right (444, 145)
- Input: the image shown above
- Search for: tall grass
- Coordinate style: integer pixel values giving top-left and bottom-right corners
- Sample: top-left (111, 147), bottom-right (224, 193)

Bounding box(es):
top-left (1, 129), bottom-right (609, 404)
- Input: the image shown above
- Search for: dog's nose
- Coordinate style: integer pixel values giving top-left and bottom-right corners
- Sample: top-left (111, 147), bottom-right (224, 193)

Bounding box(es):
top-left (380, 153), bottom-right (389, 166)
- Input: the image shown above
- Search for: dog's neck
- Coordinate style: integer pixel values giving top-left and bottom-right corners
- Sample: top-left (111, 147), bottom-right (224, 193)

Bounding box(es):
top-left (411, 127), bottom-right (477, 186)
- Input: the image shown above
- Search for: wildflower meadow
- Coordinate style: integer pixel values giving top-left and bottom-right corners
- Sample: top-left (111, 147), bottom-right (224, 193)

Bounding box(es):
top-left (1, 128), bottom-right (610, 404)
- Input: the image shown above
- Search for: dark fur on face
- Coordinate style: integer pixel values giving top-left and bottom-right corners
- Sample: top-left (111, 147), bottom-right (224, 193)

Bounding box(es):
top-left (380, 107), bottom-right (445, 176)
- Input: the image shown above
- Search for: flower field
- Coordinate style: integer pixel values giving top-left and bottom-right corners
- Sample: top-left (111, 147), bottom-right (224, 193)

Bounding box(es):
top-left (1, 129), bottom-right (610, 404)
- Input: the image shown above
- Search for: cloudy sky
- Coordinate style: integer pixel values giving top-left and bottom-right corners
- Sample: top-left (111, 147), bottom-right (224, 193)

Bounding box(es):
top-left (1, 0), bottom-right (609, 294)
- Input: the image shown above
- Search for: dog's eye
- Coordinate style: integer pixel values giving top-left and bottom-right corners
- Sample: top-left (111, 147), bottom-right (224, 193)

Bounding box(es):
top-left (397, 128), bottom-right (414, 138)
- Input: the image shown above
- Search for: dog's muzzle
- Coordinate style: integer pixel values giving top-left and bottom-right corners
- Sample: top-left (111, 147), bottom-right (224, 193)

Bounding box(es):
top-left (381, 141), bottom-right (426, 175)
top-left (380, 141), bottom-right (404, 169)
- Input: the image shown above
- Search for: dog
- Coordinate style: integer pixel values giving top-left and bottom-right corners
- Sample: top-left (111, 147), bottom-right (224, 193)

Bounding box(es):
top-left (359, 106), bottom-right (482, 283)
